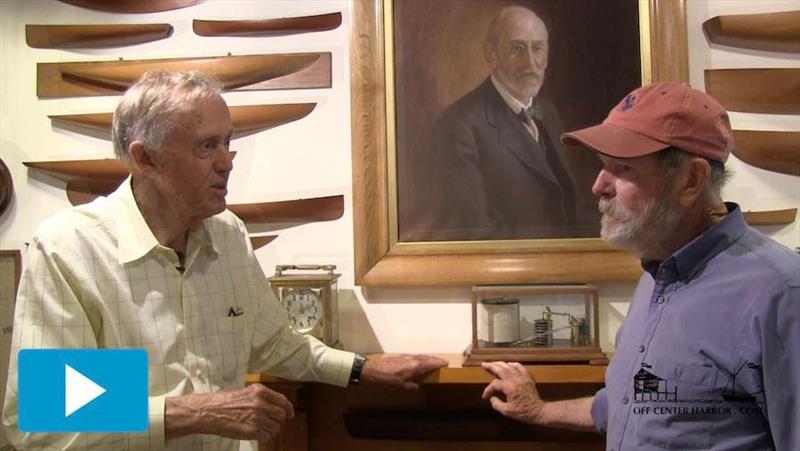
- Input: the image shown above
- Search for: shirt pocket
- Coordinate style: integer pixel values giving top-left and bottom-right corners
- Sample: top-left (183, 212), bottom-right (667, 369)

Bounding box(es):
top-left (213, 315), bottom-right (252, 386)
top-left (635, 357), bottom-right (717, 450)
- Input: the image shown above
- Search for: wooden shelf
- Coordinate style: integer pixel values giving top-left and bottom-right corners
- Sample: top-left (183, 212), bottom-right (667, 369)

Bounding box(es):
top-left (50, 103), bottom-right (317, 139)
top-left (246, 354), bottom-right (607, 385)
top-left (705, 68), bottom-right (800, 114)
top-left (193, 12), bottom-right (342, 37)
top-left (58, 0), bottom-right (201, 14)
top-left (703, 10), bottom-right (800, 53)
top-left (26, 24), bottom-right (173, 49)
top-left (38, 52), bottom-right (331, 98)
top-left (733, 130), bottom-right (800, 176)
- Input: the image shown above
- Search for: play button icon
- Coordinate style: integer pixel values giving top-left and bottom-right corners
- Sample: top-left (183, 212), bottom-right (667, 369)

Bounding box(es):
top-left (18, 349), bottom-right (148, 432)
top-left (65, 364), bottom-right (107, 417)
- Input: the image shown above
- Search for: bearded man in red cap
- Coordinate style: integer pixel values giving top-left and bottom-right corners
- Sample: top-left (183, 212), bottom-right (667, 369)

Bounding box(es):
top-left (481, 82), bottom-right (799, 450)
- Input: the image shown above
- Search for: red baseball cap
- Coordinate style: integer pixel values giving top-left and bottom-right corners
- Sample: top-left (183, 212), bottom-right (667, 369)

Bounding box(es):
top-left (561, 82), bottom-right (733, 162)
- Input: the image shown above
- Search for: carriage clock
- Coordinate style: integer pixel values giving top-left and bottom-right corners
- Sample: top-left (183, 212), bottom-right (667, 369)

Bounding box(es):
top-left (267, 264), bottom-right (341, 347)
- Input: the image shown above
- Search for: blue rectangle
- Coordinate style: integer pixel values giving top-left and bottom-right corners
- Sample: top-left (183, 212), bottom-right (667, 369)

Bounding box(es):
top-left (19, 349), bottom-right (148, 432)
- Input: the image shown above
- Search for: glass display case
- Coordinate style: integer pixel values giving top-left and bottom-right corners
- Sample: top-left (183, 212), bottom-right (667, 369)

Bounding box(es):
top-left (463, 284), bottom-right (608, 366)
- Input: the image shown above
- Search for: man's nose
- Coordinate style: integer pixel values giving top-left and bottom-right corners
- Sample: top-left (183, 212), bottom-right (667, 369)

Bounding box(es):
top-left (214, 149), bottom-right (235, 172)
top-left (592, 169), bottom-right (614, 197)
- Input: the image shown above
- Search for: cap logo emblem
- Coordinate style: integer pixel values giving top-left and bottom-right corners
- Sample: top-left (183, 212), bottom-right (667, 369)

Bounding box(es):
top-left (621, 94), bottom-right (636, 112)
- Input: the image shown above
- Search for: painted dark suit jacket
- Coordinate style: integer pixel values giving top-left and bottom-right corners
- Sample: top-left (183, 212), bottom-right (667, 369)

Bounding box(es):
top-left (406, 77), bottom-right (593, 241)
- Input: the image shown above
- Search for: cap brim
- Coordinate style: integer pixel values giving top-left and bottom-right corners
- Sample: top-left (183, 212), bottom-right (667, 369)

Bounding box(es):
top-left (561, 123), bottom-right (670, 159)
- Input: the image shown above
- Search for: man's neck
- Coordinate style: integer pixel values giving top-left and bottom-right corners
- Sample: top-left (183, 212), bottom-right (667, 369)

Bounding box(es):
top-left (131, 178), bottom-right (193, 253)
top-left (638, 200), bottom-right (728, 262)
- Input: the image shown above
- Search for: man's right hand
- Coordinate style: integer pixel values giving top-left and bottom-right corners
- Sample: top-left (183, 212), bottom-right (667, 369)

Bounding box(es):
top-left (165, 383), bottom-right (295, 442)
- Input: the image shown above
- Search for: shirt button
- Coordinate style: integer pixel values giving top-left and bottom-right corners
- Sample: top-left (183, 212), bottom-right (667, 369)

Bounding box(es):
top-left (622, 396), bottom-right (629, 405)
top-left (638, 345), bottom-right (645, 353)
top-left (656, 296), bottom-right (665, 304)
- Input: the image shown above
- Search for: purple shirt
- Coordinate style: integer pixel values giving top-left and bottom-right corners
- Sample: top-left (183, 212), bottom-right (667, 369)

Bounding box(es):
top-left (592, 203), bottom-right (799, 450)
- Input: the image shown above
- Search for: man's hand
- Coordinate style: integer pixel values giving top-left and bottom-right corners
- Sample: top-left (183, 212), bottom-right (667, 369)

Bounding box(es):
top-left (481, 361), bottom-right (545, 425)
top-left (165, 383), bottom-right (295, 442)
top-left (360, 354), bottom-right (448, 390)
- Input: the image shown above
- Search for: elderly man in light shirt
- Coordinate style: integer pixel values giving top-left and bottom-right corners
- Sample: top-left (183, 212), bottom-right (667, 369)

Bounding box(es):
top-left (3, 70), bottom-right (446, 450)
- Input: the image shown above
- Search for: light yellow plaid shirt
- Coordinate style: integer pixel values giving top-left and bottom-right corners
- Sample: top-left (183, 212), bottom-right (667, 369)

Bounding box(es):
top-left (3, 177), bottom-right (355, 450)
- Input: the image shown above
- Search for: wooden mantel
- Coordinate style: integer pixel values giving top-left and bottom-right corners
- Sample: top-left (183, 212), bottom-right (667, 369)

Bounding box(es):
top-left (246, 353), bottom-right (607, 385)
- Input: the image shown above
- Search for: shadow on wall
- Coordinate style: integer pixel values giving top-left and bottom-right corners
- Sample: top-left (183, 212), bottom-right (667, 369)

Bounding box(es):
top-left (337, 288), bottom-right (382, 354)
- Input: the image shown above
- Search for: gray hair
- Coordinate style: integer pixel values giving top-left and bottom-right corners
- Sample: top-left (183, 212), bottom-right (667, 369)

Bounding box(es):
top-left (657, 147), bottom-right (730, 199)
top-left (111, 71), bottom-right (223, 162)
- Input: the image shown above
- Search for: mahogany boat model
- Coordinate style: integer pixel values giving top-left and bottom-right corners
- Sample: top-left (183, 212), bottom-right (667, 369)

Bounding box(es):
top-left (26, 24), bottom-right (173, 49)
top-left (703, 10), bottom-right (800, 53)
top-left (705, 68), bottom-right (800, 114)
top-left (193, 12), bottom-right (342, 37)
top-left (58, 0), bottom-right (201, 14)
top-left (733, 130), bottom-right (799, 176)
top-left (38, 52), bottom-right (331, 98)
top-left (50, 103), bottom-right (317, 139)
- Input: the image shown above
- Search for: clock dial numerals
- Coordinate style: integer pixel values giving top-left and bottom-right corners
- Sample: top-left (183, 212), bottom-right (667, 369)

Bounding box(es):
top-left (284, 288), bottom-right (321, 333)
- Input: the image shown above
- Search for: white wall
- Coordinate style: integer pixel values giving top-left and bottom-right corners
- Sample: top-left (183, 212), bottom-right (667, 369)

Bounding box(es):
top-left (0, 1), bottom-right (797, 361)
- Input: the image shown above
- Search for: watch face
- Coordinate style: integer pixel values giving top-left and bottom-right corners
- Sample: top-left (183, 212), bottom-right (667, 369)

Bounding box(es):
top-left (283, 288), bottom-right (321, 333)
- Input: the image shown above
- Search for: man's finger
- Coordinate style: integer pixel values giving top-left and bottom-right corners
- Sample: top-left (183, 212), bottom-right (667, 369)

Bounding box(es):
top-left (481, 378), bottom-right (505, 400)
top-left (482, 361), bottom-right (512, 378)
top-left (259, 387), bottom-right (296, 419)
top-left (413, 355), bottom-right (448, 372)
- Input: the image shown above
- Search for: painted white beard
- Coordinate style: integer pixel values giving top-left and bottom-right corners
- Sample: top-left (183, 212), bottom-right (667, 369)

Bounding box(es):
top-left (599, 195), bottom-right (681, 257)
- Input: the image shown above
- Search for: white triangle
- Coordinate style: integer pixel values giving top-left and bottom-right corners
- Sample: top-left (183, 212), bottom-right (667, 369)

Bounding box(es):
top-left (65, 364), bottom-right (106, 417)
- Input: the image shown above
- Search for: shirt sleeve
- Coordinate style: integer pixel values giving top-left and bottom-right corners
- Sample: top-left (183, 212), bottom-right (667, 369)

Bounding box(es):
top-left (1, 235), bottom-right (166, 450)
top-left (591, 387), bottom-right (609, 434)
top-left (757, 285), bottom-right (799, 450)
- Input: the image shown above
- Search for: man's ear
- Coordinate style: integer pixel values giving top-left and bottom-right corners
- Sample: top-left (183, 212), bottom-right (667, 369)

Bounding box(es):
top-left (678, 157), bottom-right (711, 207)
top-left (127, 141), bottom-right (158, 176)
top-left (484, 41), bottom-right (498, 69)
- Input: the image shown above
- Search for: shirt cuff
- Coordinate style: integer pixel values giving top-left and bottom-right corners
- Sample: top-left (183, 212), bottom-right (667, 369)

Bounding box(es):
top-left (591, 387), bottom-right (608, 434)
top-left (147, 395), bottom-right (166, 448)
top-left (319, 348), bottom-right (357, 387)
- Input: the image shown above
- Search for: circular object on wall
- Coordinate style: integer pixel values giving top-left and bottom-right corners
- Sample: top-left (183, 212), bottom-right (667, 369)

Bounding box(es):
top-left (0, 158), bottom-right (13, 217)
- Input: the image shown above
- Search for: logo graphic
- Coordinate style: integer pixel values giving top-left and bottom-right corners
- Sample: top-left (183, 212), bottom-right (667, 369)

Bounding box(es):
top-left (621, 94), bottom-right (637, 112)
top-left (19, 349), bottom-right (148, 432)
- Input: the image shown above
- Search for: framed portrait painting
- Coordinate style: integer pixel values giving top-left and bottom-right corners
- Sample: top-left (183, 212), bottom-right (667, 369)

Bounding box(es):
top-left (350, 0), bottom-right (688, 286)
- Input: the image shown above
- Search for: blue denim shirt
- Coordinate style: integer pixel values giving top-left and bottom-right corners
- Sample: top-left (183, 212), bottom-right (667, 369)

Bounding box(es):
top-left (592, 203), bottom-right (799, 450)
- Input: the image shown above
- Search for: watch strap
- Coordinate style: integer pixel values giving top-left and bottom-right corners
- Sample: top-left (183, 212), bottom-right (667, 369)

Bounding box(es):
top-left (349, 353), bottom-right (368, 385)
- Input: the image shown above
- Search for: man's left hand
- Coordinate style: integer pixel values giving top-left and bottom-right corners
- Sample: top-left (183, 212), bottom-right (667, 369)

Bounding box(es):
top-left (360, 354), bottom-right (448, 390)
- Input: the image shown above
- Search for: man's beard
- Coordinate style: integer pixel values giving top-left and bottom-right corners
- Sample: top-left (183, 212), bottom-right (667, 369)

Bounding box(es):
top-left (598, 193), bottom-right (681, 257)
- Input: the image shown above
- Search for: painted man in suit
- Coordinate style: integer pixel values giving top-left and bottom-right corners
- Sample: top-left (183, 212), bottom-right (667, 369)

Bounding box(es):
top-left (413, 5), bottom-right (592, 241)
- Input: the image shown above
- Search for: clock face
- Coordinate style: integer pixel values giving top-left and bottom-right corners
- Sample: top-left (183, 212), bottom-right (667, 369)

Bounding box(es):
top-left (284, 288), bottom-right (321, 333)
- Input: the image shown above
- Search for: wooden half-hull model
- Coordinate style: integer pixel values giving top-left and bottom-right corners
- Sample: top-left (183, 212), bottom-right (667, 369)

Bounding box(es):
top-left (194, 12), bottom-right (342, 37)
top-left (705, 68), bottom-right (800, 114)
top-left (38, 52), bottom-right (332, 98)
top-left (733, 130), bottom-right (800, 176)
top-left (703, 10), bottom-right (800, 53)
top-left (23, 158), bottom-right (344, 224)
top-left (59, 0), bottom-right (202, 14)
top-left (26, 24), bottom-right (174, 49)
top-left (50, 103), bottom-right (317, 140)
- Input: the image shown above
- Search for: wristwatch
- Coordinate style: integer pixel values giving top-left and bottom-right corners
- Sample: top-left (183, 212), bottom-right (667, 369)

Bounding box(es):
top-left (349, 353), bottom-right (368, 385)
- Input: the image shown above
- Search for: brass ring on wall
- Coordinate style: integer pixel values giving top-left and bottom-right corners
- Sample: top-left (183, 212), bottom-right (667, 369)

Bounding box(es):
top-left (0, 159), bottom-right (13, 217)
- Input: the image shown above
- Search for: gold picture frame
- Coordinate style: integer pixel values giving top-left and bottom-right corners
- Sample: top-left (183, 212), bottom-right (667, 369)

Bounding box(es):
top-left (350, 0), bottom-right (688, 286)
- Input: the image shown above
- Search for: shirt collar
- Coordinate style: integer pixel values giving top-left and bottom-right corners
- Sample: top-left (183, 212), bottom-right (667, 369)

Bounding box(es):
top-left (111, 176), bottom-right (218, 265)
top-left (491, 75), bottom-right (532, 114)
top-left (642, 202), bottom-right (747, 280)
